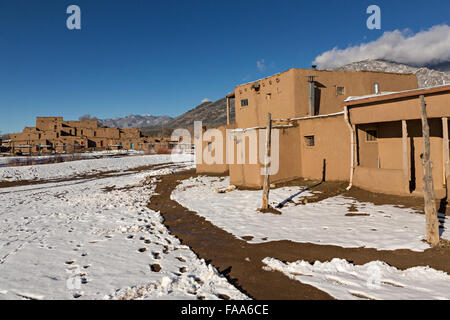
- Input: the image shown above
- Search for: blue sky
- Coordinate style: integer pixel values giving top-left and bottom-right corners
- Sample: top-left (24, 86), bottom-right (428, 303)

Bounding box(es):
top-left (0, 0), bottom-right (448, 133)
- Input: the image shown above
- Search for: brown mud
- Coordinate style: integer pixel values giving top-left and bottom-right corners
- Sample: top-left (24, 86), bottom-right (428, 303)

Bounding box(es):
top-left (148, 170), bottom-right (450, 300)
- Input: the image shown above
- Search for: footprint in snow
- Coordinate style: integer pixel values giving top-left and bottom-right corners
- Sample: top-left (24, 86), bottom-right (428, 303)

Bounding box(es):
top-left (73, 292), bottom-right (83, 299)
top-left (152, 252), bottom-right (161, 259)
top-left (179, 267), bottom-right (187, 273)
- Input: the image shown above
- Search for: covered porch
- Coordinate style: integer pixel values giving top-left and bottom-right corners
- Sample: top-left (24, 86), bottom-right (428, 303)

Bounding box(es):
top-left (345, 85), bottom-right (450, 198)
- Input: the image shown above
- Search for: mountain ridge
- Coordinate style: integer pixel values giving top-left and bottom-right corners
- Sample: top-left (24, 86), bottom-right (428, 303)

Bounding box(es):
top-left (333, 59), bottom-right (450, 88)
top-left (99, 60), bottom-right (449, 132)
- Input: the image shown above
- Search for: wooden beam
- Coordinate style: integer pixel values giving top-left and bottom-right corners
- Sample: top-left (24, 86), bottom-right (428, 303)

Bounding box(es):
top-left (419, 95), bottom-right (440, 247)
top-left (226, 97), bottom-right (230, 126)
top-left (442, 117), bottom-right (449, 186)
top-left (402, 120), bottom-right (409, 192)
top-left (261, 113), bottom-right (272, 210)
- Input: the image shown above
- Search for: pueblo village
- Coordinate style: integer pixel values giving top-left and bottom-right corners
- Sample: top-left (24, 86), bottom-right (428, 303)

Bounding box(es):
top-left (0, 1), bottom-right (450, 301)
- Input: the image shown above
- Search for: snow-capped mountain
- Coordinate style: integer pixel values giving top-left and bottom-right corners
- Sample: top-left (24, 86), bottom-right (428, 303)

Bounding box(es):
top-left (99, 114), bottom-right (172, 129)
top-left (333, 59), bottom-right (450, 88)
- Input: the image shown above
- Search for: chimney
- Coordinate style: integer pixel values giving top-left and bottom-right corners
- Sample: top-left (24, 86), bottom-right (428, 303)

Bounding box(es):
top-left (307, 76), bottom-right (316, 116)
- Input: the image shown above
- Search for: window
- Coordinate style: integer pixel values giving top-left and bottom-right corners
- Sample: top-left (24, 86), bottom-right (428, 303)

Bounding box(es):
top-left (366, 129), bottom-right (378, 142)
top-left (304, 135), bottom-right (315, 147)
top-left (336, 86), bottom-right (345, 95)
top-left (240, 99), bottom-right (249, 107)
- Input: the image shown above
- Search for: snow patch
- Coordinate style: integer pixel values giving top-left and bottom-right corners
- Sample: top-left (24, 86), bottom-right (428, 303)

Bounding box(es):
top-left (171, 176), bottom-right (449, 251)
top-left (263, 257), bottom-right (450, 300)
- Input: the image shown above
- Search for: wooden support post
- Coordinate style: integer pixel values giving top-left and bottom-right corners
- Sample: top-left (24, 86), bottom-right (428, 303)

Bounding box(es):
top-left (402, 120), bottom-right (410, 192)
top-left (420, 95), bottom-right (440, 247)
top-left (261, 113), bottom-right (272, 210)
top-left (442, 117), bottom-right (449, 187)
top-left (226, 97), bottom-right (231, 126)
top-left (352, 124), bottom-right (358, 167)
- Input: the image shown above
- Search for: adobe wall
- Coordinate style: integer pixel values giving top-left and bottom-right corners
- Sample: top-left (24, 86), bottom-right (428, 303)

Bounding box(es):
top-left (11, 116), bottom-right (148, 154)
top-left (353, 167), bottom-right (406, 196)
top-left (292, 70), bottom-right (418, 117)
top-left (196, 124), bottom-right (230, 175)
top-left (349, 91), bottom-right (450, 197)
top-left (298, 115), bottom-right (351, 181)
top-left (348, 91), bottom-right (450, 124)
top-left (234, 69), bottom-right (296, 129)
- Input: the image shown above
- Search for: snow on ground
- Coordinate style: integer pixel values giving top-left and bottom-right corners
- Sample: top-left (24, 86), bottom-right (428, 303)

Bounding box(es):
top-left (262, 257), bottom-right (450, 300)
top-left (0, 158), bottom-right (247, 300)
top-left (0, 150), bottom-right (144, 164)
top-left (171, 176), bottom-right (449, 252)
top-left (0, 154), bottom-right (193, 182)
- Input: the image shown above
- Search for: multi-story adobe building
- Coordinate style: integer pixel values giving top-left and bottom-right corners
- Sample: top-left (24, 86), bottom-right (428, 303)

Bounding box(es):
top-left (7, 117), bottom-right (161, 154)
top-left (196, 68), bottom-right (450, 198)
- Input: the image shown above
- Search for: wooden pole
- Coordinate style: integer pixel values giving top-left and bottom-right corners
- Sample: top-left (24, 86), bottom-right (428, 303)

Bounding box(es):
top-left (419, 95), bottom-right (440, 247)
top-left (402, 120), bottom-right (410, 193)
top-left (226, 97), bottom-right (231, 126)
top-left (262, 113), bottom-right (272, 210)
top-left (442, 117), bottom-right (449, 187)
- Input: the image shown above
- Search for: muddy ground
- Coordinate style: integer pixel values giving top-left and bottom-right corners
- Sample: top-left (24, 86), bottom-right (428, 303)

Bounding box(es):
top-left (148, 170), bottom-right (450, 300)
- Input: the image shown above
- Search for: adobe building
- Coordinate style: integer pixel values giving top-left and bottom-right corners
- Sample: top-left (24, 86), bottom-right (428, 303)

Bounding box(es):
top-left (345, 85), bottom-right (450, 198)
top-left (195, 68), bottom-right (450, 198)
top-left (7, 117), bottom-right (159, 154)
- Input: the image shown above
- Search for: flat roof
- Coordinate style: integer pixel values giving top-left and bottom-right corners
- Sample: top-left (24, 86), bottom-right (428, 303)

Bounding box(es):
top-left (235, 67), bottom-right (416, 88)
top-left (344, 84), bottom-right (450, 106)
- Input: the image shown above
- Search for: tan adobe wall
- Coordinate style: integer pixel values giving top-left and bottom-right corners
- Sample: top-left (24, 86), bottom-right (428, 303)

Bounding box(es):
top-left (234, 70), bottom-right (296, 129)
top-left (348, 91), bottom-right (450, 124)
top-left (36, 117), bottom-right (63, 131)
top-left (349, 91), bottom-right (450, 197)
top-left (298, 115), bottom-right (350, 181)
top-left (353, 167), bottom-right (406, 196)
top-left (292, 70), bottom-right (418, 117)
top-left (63, 120), bottom-right (98, 129)
top-left (11, 116), bottom-right (146, 154)
top-left (210, 70), bottom-right (418, 189)
top-left (233, 69), bottom-right (418, 130)
top-left (196, 124), bottom-right (230, 175)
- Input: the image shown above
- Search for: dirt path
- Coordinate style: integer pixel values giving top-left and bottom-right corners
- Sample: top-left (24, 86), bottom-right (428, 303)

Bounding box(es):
top-left (149, 170), bottom-right (450, 300)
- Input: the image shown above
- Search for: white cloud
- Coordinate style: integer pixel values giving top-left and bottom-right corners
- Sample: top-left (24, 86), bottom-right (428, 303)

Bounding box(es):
top-left (256, 59), bottom-right (266, 71)
top-left (313, 24), bottom-right (450, 69)
top-left (201, 98), bottom-right (211, 103)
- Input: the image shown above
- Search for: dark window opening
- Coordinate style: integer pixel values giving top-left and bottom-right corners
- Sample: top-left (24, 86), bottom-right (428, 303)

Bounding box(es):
top-left (366, 130), bottom-right (378, 142)
top-left (305, 135), bottom-right (315, 147)
top-left (336, 86), bottom-right (345, 95)
top-left (240, 99), bottom-right (249, 107)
